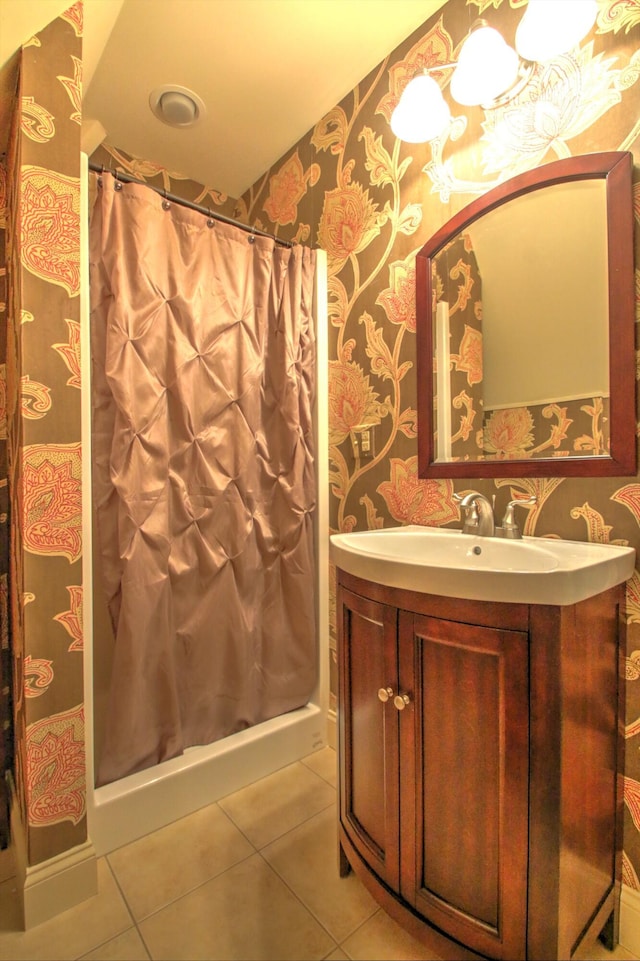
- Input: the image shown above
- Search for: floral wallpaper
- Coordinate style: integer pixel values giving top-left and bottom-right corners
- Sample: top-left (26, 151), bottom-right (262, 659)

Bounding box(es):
top-left (1, 3), bottom-right (85, 866)
top-left (88, 142), bottom-right (238, 221)
top-left (231, 0), bottom-right (640, 884)
top-left (0, 152), bottom-right (9, 848)
top-left (96, 0), bottom-right (640, 883)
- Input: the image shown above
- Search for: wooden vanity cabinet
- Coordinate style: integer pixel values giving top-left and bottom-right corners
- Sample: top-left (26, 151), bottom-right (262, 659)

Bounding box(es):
top-left (337, 568), bottom-right (624, 961)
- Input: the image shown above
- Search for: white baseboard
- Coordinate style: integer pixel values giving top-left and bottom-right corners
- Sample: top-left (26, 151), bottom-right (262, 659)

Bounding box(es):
top-left (620, 883), bottom-right (640, 957)
top-left (22, 838), bottom-right (98, 929)
top-left (10, 789), bottom-right (98, 929)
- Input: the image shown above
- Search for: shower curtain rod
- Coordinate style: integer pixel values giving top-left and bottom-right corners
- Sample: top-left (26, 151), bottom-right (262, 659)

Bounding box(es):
top-left (88, 162), bottom-right (294, 248)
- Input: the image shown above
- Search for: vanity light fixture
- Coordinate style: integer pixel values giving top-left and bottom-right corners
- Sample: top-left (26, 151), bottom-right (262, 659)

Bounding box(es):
top-left (390, 0), bottom-right (599, 143)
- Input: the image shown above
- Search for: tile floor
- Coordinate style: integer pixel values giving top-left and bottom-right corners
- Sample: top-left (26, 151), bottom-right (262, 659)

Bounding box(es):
top-left (0, 747), bottom-right (637, 961)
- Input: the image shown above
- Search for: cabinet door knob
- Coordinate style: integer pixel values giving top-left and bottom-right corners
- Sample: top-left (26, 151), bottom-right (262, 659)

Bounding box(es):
top-left (377, 687), bottom-right (394, 703)
top-left (394, 693), bottom-right (411, 711)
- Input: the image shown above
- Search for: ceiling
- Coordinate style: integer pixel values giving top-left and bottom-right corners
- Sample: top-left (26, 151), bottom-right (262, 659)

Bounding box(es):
top-left (1, 0), bottom-right (449, 197)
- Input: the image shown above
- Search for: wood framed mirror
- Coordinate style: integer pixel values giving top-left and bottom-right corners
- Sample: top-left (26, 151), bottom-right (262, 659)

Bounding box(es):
top-left (416, 151), bottom-right (635, 478)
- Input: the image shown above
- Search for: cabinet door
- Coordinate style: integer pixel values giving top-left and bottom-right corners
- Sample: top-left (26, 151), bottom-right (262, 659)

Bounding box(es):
top-left (338, 585), bottom-right (400, 890)
top-left (399, 612), bottom-right (529, 960)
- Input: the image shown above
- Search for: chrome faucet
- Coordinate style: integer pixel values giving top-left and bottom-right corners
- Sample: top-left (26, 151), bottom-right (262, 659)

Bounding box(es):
top-left (455, 492), bottom-right (537, 539)
top-left (458, 492), bottom-right (495, 537)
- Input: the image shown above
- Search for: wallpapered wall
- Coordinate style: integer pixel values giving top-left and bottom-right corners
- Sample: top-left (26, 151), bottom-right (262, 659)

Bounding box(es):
top-left (236, 0), bottom-right (640, 882)
top-left (95, 0), bottom-right (640, 884)
top-left (2, 0), bottom-right (640, 889)
top-left (1, 4), bottom-right (85, 866)
top-left (0, 132), bottom-right (10, 850)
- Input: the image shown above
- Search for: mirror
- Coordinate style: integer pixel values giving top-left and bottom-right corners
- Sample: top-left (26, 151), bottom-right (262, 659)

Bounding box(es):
top-left (416, 151), bottom-right (636, 478)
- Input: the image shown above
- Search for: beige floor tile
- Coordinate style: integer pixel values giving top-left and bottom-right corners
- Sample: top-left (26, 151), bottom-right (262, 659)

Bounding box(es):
top-left (139, 852), bottom-right (337, 960)
top-left (79, 927), bottom-right (150, 960)
top-left (262, 805), bottom-right (376, 942)
top-left (587, 938), bottom-right (639, 960)
top-left (301, 746), bottom-right (338, 788)
top-left (0, 858), bottom-right (132, 961)
top-left (218, 760), bottom-right (335, 849)
top-left (617, 947), bottom-right (640, 960)
top-left (108, 802), bottom-right (254, 921)
top-left (342, 909), bottom-right (443, 961)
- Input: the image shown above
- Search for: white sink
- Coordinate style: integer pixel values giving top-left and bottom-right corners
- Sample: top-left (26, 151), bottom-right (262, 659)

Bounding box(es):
top-left (330, 525), bottom-right (636, 606)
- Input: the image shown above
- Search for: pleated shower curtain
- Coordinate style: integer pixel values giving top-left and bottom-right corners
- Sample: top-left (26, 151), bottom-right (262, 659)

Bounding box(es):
top-left (90, 175), bottom-right (318, 787)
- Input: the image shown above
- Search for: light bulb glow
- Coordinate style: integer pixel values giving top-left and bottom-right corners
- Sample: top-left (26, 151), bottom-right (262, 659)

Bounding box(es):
top-left (515, 0), bottom-right (598, 63)
top-left (390, 75), bottom-right (451, 143)
top-left (451, 26), bottom-right (520, 106)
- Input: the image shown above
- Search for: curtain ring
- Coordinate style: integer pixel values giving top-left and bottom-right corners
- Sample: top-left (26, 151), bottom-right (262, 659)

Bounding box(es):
top-left (162, 189), bottom-right (171, 211)
top-left (206, 209), bottom-right (215, 228)
top-left (113, 171), bottom-right (123, 192)
top-left (248, 229), bottom-right (256, 245)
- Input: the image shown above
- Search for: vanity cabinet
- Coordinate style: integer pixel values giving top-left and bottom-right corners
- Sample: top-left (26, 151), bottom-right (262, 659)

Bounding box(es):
top-left (337, 568), bottom-right (624, 961)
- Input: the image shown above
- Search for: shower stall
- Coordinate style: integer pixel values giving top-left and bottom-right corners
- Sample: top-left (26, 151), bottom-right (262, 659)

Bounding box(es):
top-left (80, 159), bottom-right (330, 856)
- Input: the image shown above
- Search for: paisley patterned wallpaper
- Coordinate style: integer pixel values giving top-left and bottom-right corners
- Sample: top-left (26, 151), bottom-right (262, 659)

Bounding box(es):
top-left (1, 4), bottom-right (85, 865)
top-left (95, 0), bottom-right (640, 883)
top-left (0, 154), bottom-right (9, 849)
top-left (231, 0), bottom-right (640, 883)
top-left (2, 0), bottom-right (640, 893)
top-left (88, 142), bottom-right (238, 221)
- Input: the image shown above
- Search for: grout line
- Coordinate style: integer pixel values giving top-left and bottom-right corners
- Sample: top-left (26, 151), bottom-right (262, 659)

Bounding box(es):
top-left (218, 798), bottom-right (337, 853)
top-left (255, 846), bottom-right (341, 956)
top-left (254, 805), bottom-right (378, 955)
top-left (92, 756), bottom-right (340, 959)
top-left (135, 921), bottom-right (153, 960)
top-left (102, 854), bottom-right (154, 960)
top-left (72, 857), bottom-right (151, 961)
top-left (104, 854), bottom-right (139, 931)
top-left (104, 779), bottom-right (337, 931)
top-left (128, 846), bottom-right (260, 926)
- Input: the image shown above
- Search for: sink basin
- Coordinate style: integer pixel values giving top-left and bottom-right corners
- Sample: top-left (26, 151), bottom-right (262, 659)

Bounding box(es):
top-left (330, 525), bottom-right (636, 606)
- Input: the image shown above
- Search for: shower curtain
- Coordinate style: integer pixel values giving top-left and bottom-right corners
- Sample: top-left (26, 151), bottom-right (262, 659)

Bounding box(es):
top-left (90, 175), bottom-right (318, 787)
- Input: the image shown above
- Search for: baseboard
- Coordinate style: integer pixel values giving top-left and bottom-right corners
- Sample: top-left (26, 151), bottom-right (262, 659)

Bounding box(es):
top-left (23, 838), bottom-right (98, 929)
top-left (10, 787), bottom-right (98, 929)
top-left (327, 707), bottom-right (336, 750)
top-left (620, 882), bottom-right (640, 957)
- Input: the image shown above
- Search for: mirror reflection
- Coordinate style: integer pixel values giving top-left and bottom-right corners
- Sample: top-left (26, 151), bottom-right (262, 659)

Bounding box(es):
top-left (416, 151), bottom-right (636, 479)
top-left (432, 180), bottom-right (609, 463)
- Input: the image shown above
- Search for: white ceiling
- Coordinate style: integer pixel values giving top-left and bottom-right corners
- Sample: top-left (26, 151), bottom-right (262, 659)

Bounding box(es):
top-left (80, 0), bottom-right (449, 197)
top-left (70, 0), bottom-right (446, 198)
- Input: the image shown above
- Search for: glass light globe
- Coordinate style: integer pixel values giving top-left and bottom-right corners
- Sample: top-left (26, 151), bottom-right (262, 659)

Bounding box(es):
top-left (515, 0), bottom-right (598, 63)
top-left (451, 25), bottom-right (520, 106)
top-left (390, 75), bottom-right (451, 143)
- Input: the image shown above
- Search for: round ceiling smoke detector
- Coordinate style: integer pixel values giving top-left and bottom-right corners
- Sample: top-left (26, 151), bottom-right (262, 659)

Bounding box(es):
top-left (149, 85), bottom-right (206, 128)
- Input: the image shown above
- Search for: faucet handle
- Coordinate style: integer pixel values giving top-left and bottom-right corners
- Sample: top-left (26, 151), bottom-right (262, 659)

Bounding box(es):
top-left (501, 496), bottom-right (537, 538)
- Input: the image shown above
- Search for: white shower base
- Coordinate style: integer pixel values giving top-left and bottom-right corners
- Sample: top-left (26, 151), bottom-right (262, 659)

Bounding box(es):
top-left (88, 702), bottom-right (327, 856)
